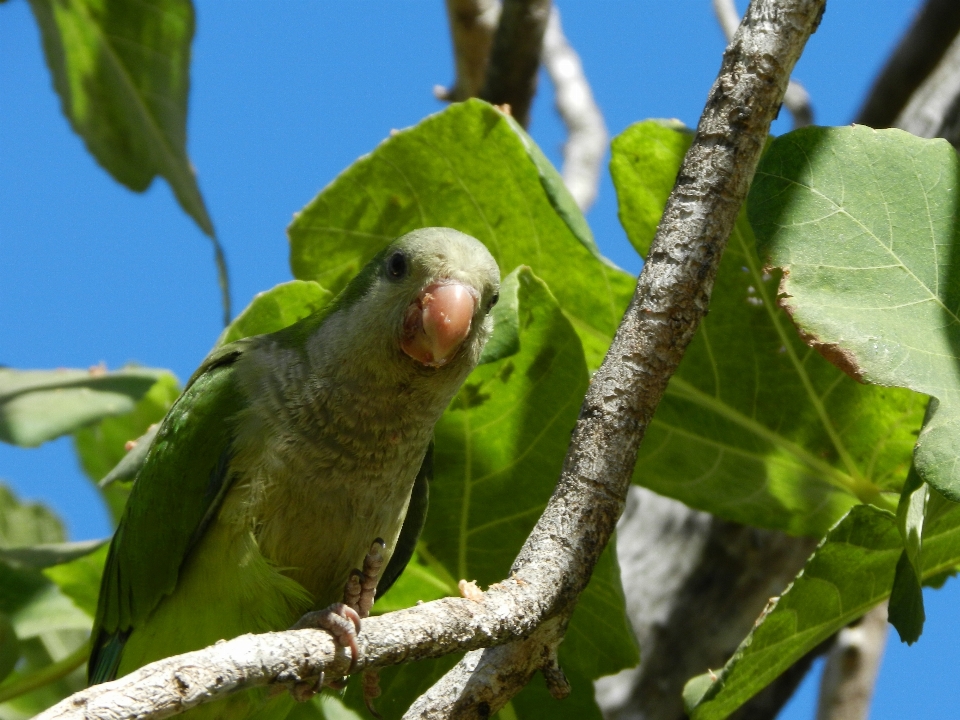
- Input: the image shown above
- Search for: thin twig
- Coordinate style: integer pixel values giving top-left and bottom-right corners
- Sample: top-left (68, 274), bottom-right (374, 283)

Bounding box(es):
top-left (855, 0), bottom-right (960, 128)
top-left (712, 0), bottom-right (814, 128)
top-left (480, 0), bottom-right (552, 127)
top-left (541, 7), bottom-right (608, 211)
top-left (32, 1), bottom-right (826, 717)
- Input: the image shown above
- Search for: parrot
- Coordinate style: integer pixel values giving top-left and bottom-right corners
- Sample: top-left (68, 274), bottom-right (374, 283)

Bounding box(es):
top-left (87, 227), bottom-right (501, 720)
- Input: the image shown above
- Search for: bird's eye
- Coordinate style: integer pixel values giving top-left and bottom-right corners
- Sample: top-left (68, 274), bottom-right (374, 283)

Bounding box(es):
top-left (387, 251), bottom-right (407, 280)
top-left (487, 292), bottom-right (499, 312)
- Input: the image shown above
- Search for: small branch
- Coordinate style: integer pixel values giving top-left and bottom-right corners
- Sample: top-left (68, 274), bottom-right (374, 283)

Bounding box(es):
top-left (893, 30), bottom-right (960, 147)
top-left (437, 0), bottom-right (501, 101)
top-left (480, 0), bottom-right (553, 127)
top-left (541, 7), bottom-right (608, 211)
top-left (815, 602), bottom-right (889, 720)
top-left (712, 0), bottom-right (814, 128)
top-left (34, 1), bottom-right (826, 718)
top-left (855, 0), bottom-right (960, 128)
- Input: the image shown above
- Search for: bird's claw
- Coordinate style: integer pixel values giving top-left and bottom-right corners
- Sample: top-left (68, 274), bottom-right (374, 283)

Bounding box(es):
top-left (362, 668), bottom-right (383, 719)
top-left (345, 538), bottom-right (385, 619)
top-left (291, 602), bottom-right (362, 673)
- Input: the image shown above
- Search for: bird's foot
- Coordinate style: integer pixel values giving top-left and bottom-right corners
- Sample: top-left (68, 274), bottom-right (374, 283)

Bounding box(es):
top-left (291, 602), bottom-right (362, 678)
top-left (362, 668), bottom-right (383, 719)
top-left (344, 538), bottom-right (385, 619)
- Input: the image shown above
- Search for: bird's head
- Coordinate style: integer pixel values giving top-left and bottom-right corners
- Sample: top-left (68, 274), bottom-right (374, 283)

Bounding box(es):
top-left (326, 228), bottom-right (500, 379)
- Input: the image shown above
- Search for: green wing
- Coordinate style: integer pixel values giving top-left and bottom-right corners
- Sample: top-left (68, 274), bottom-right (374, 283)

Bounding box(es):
top-left (377, 442), bottom-right (431, 600)
top-left (88, 340), bottom-right (253, 683)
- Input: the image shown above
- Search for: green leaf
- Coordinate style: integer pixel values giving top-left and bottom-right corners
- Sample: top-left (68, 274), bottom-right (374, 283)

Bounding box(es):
top-left (0, 367), bottom-right (165, 448)
top-left (0, 486), bottom-right (64, 548)
top-left (287, 98), bottom-right (635, 370)
top-left (0, 540), bottom-right (104, 571)
top-left (750, 126), bottom-right (960, 503)
top-left (28, 0), bottom-right (214, 237)
top-left (689, 495), bottom-right (960, 719)
top-left (216, 280), bottom-right (333, 347)
top-left (0, 614), bottom-right (18, 687)
top-left (42, 544), bottom-right (108, 619)
top-left (610, 120), bottom-right (923, 536)
top-left (73, 371), bottom-right (179, 523)
top-left (889, 550), bottom-right (924, 643)
top-left (343, 269), bottom-right (635, 718)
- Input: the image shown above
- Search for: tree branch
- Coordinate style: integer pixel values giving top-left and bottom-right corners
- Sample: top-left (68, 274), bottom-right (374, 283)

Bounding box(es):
top-left (815, 602), bottom-right (889, 720)
top-left (854, 0), bottom-right (960, 128)
top-left (34, 1), bottom-right (826, 718)
top-left (540, 7), bottom-right (608, 212)
top-left (712, 0), bottom-right (814, 128)
top-left (893, 30), bottom-right (960, 147)
top-left (479, 0), bottom-right (552, 127)
top-left (437, 0), bottom-right (501, 101)
top-left (596, 488), bottom-right (818, 720)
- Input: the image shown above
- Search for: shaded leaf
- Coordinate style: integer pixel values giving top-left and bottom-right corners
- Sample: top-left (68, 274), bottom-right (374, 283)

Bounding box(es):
top-left (287, 99), bottom-right (635, 370)
top-left (216, 280), bottom-right (333, 347)
top-left (43, 544), bottom-right (109, 619)
top-left (28, 0), bottom-right (214, 236)
top-left (0, 367), bottom-right (165, 448)
top-left (689, 495), bottom-right (960, 719)
top-left (750, 126), bottom-right (960, 502)
top-left (0, 486), bottom-right (63, 548)
top-left (0, 614), bottom-right (17, 687)
top-left (0, 540), bottom-right (104, 571)
top-left (889, 550), bottom-right (924, 643)
top-left (610, 120), bottom-right (923, 536)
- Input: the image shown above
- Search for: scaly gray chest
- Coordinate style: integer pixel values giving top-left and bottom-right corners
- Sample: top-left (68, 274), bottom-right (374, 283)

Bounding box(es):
top-left (231, 344), bottom-right (443, 606)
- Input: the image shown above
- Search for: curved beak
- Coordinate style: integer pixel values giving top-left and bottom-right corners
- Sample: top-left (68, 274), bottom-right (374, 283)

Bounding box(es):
top-left (401, 281), bottom-right (478, 367)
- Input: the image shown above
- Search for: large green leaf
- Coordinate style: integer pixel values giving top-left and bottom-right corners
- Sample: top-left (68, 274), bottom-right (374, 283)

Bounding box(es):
top-left (750, 126), bottom-right (960, 503)
top-left (0, 367), bottom-right (165, 448)
top-left (610, 121), bottom-right (924, 536)
top-left (342, 269), bottom-right (637, 718)
top-left (288, 98), bottom-right (635, 370)
top-left (28, 0), bottom-right (214, 237)
top-left (688, 495), bottom-right (960, 719)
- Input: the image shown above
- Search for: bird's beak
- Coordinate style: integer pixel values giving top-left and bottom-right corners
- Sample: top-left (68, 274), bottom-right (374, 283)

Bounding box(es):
top-left (401, 281), bottom-right (478, 367)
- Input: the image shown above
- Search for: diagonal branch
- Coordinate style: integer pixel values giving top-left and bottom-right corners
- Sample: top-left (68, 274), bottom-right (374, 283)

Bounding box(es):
top-left (479, 0), bottom-right (552, 127)
top-left (33, 1), bottom-right (826, 718)
top-left (712, 0), bottom-right (814, 128)
top-left (855, 0), bottom-right (960, 129)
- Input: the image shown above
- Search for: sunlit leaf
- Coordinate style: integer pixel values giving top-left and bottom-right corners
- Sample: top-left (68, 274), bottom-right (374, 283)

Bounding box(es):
top-left (610, 120), bottom-right (923, 536)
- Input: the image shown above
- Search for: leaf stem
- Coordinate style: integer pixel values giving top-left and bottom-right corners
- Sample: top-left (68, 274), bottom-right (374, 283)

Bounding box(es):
top-left (0, 642), bottom-right (89, 705)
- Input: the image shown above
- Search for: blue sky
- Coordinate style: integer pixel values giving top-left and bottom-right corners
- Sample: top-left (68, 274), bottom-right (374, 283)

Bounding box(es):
top-left (1, 1), bottom-right (953, 717)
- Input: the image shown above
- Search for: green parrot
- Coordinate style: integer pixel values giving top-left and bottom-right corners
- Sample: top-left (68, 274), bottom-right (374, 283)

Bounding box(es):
top-left (88, 228), bottom-right (501, 720)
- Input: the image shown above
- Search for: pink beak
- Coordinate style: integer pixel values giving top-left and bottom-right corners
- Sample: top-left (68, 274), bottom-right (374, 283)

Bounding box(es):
top-left (401, 282), bottom-right (477, 367)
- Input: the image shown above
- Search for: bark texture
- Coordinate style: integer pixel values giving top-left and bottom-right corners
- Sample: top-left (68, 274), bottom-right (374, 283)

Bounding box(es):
top-left (32, 1), bottom-right (826, 718)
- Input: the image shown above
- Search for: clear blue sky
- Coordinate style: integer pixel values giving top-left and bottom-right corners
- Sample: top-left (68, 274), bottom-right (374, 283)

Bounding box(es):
top-left (1, 1), bottom-right (953, 717)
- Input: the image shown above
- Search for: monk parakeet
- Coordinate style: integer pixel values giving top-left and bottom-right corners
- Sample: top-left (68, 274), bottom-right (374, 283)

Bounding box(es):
top-left (88, 228), bottom-right (500, 719)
